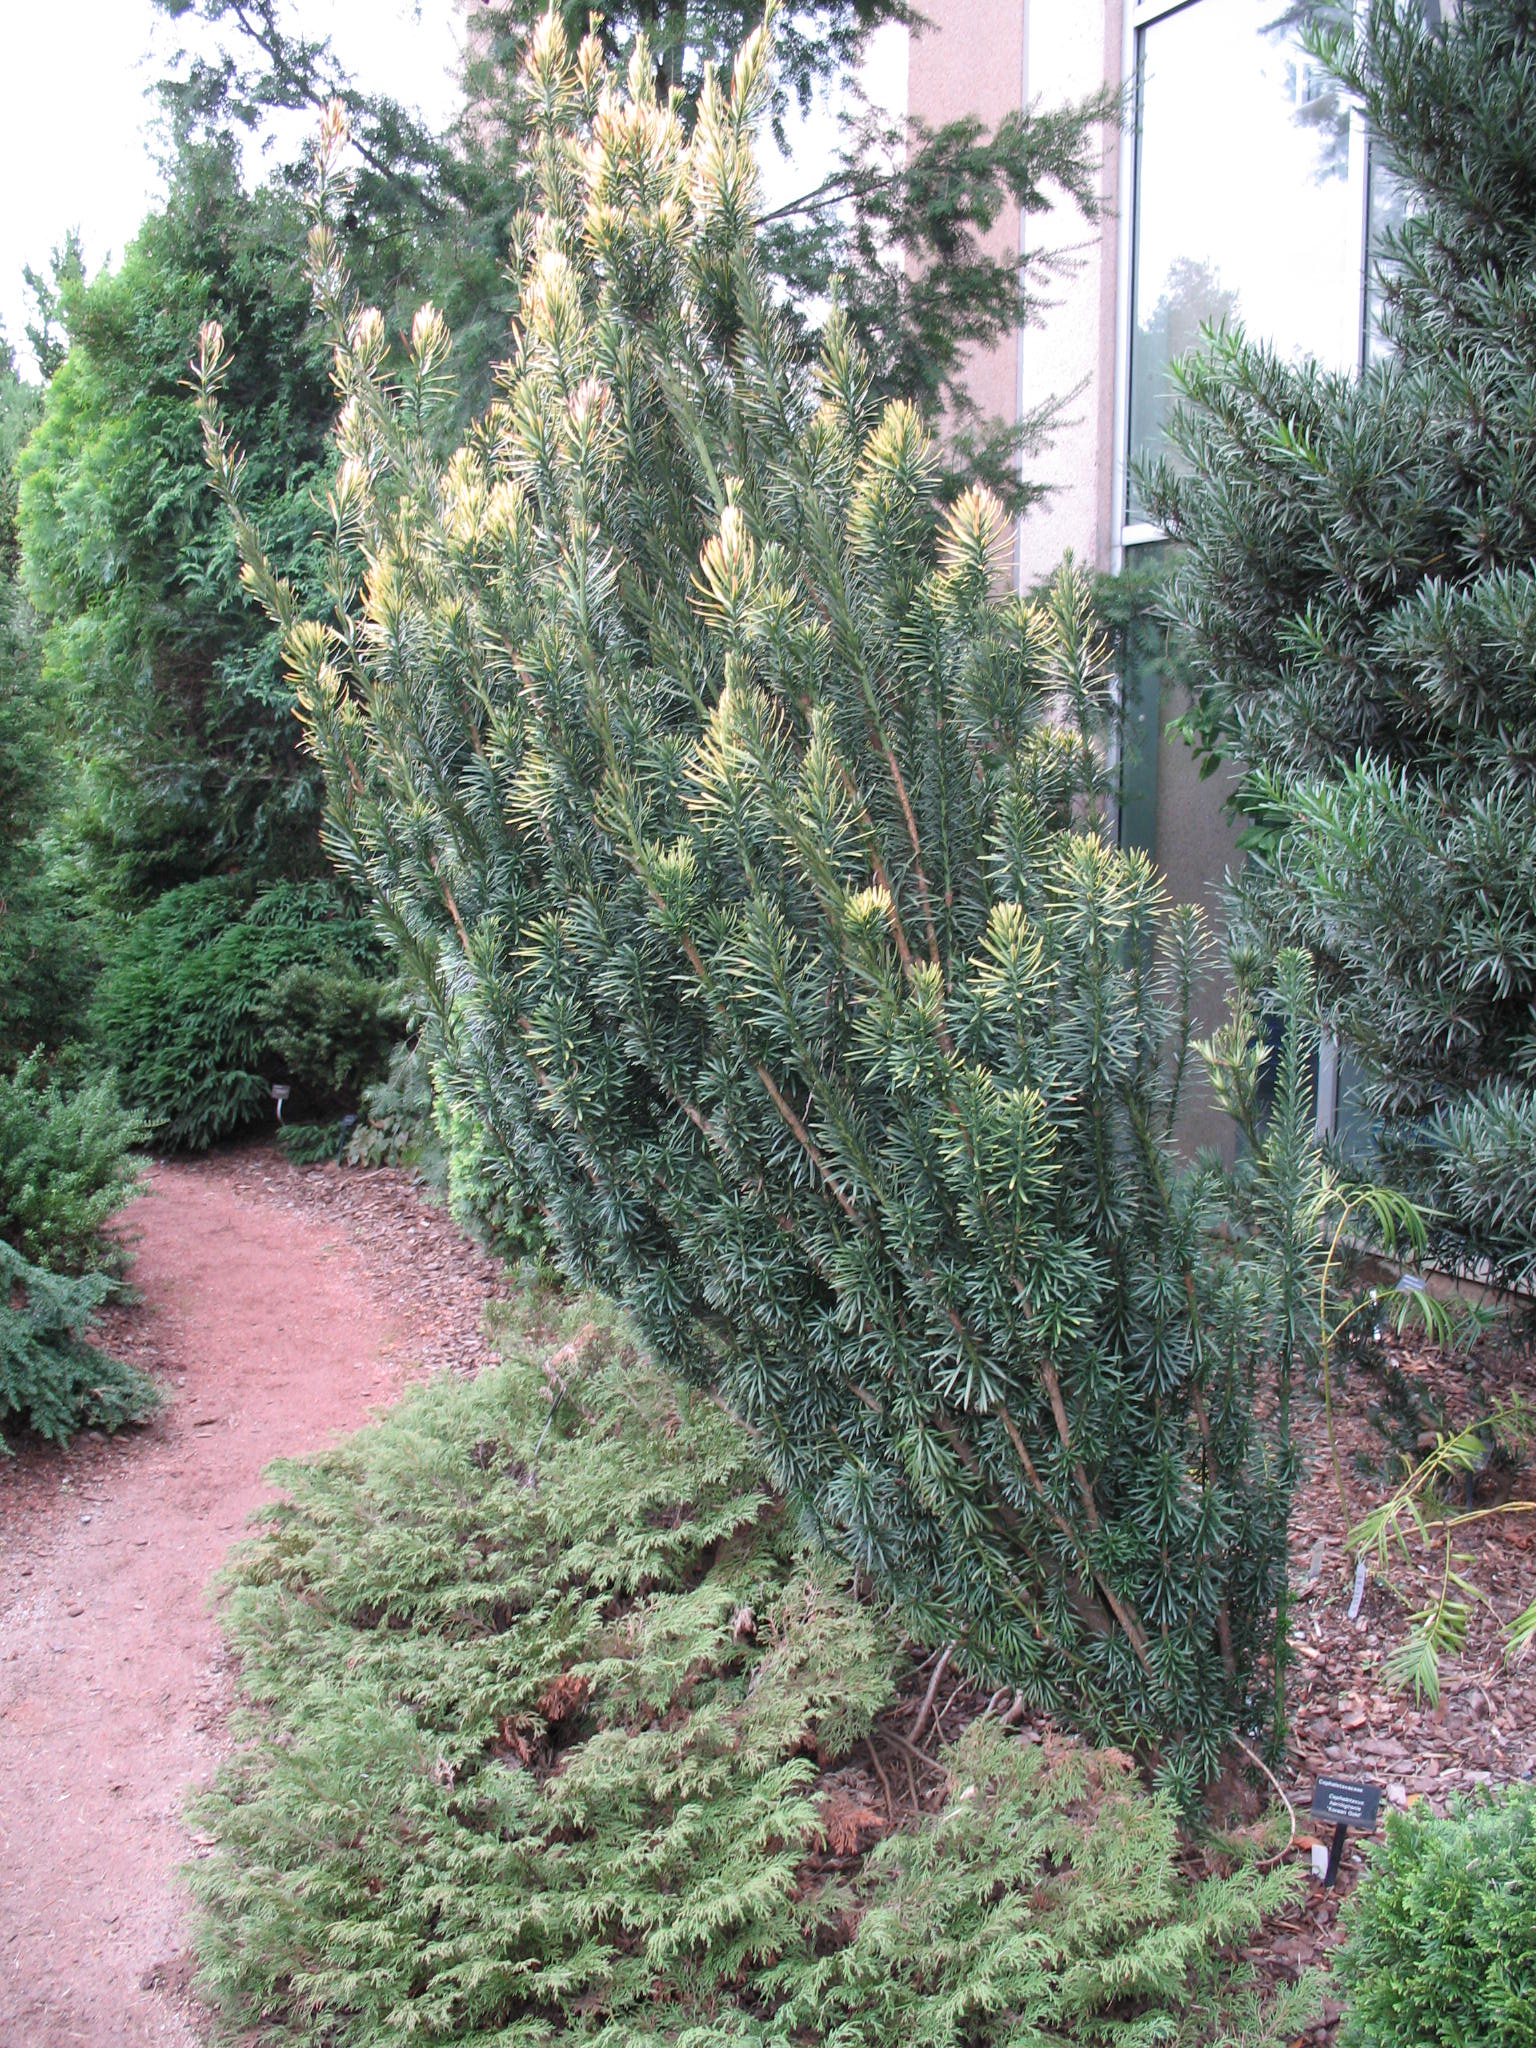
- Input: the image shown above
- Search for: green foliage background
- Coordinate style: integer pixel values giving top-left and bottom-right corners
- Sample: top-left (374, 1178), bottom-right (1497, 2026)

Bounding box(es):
top-left (1144, 0), bottom-right (1536, 1287)
top-left (16, 141), bottom-right (333, 906)
top-left (91, 876), bottom-right (397, 1150)
top-left (1, 341), bottom-right (89, 1061)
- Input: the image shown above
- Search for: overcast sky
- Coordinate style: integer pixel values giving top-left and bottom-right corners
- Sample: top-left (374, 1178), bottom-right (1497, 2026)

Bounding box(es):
top-left (0, 3), bottom-right (464, 378)
top-left (0, 2), bottom-right (903, 382)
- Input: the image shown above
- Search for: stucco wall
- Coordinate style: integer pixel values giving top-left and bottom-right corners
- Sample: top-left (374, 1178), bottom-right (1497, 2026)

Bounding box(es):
top-left (907, 0), bottom-right (1124, 586)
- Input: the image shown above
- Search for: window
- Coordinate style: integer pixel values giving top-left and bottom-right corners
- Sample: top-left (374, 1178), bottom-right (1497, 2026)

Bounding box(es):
top-left (1123, 0), bottom-right (1369, 531)
top-left (1362, 145), bottom-right (1414, 363)
top-left (1112, 0), bottom-right (1409, 1143)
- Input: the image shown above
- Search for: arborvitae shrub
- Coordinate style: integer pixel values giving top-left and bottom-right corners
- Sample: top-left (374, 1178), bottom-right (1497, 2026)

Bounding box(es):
top-left (92, 875), bottom-right (396, 1148)
top-left (1336, 1787), bottom-right (1536, 2048)
top-left (198, 27), bottom-right (1325, 1785)
top-left (1144, 0), bottom-right (1536, 1288)
top-left (191, 1308), bottom-right (1314, 2046)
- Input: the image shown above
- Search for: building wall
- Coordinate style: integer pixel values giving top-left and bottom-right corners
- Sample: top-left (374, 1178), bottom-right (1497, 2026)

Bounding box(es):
top-left (904, 0), bottom-right (1027, 464)
top-left (908, 0), bottom-right (1124, 587)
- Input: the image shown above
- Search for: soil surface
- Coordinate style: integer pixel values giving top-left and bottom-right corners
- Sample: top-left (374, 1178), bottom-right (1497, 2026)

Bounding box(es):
top-left (0, 1147), bottom-right (507, 2048)
top-left (1253, 1312), bottom-right (1536, 2032)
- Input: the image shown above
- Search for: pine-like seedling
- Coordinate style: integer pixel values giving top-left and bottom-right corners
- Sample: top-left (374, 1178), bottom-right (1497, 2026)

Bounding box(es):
top-left (196, 22), bottom-right (1323, 1786)
top-left (1144, 0), bottom-right (1536, 1289)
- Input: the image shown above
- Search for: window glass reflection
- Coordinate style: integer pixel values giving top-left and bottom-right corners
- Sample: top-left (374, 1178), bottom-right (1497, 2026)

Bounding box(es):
top-left (1127, 0), bottom-right (1360, 522)
top-left (1114, 542), bottom-right (1173, 857)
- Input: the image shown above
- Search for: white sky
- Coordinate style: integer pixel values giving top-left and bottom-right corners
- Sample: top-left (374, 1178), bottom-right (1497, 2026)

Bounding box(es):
top-left (0, 2), bottom-right (464, 379)
top-left (0, 1), bottom-right (903, 382)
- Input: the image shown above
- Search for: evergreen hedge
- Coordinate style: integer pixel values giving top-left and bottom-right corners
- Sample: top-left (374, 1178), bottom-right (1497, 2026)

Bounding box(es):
top-left (92, 875), bottom-right (397, 1148)
top-left (197, 27), bottom-right (1325, 1786)
top-left (0, 1243), bottom-right (155, 1450)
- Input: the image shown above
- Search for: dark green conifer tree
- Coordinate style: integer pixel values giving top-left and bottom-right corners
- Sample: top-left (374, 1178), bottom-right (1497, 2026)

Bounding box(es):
top-left (0, 334), bottom-right (88, 1059)
top-left (1144, 0), bottom-right (1536, 1288)
top-left (17, 143), bottom-right (334, 903)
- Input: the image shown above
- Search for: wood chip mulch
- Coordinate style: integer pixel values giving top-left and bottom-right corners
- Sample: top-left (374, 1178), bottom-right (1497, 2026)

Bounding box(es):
top-left (1250, 1307), bottom-right (1535, 2034)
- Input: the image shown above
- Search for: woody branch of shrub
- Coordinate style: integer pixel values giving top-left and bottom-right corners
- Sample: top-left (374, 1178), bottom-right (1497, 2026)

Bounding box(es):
top-left (192, 19), bottom-right (1332, 1795)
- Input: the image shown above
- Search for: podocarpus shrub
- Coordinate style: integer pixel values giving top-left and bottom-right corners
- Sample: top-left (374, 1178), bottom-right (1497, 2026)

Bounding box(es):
top-left (1144, 0), bottom-right (1536, 1288)
top-left (192, 1308), bottom-right (1315, 2046)
top-left (1336, 1787), bottom-right (1536, 2047)
top-left (92, 875), bottom-right (397, 1148)
top-left (197, 28), bottom-right (1323, 1788)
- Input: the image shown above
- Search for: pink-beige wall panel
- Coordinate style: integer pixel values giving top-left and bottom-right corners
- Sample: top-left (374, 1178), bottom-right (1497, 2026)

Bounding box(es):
top-left (906, 0), bottom-right (1027, 485)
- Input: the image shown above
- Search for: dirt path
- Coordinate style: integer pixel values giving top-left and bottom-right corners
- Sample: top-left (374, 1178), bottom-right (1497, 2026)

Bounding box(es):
top-left (0, 1151), bottom-right (505, 2047)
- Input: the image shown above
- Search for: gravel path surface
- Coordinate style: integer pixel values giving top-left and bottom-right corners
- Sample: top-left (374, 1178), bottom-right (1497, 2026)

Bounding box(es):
top-left (0, 1147), bottom-right (506, 2046)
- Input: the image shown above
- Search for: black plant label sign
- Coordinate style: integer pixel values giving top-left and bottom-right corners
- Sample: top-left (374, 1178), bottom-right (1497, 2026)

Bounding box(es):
top-left (1310, 1777), bottom-right (1381, 1830)
top-left (1309, 1776), bottom-right (1382, 1885)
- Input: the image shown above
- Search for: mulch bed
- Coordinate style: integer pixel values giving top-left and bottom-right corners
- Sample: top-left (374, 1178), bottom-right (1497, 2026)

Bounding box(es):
top-left (1255, 1307), bottom-right (1535, 2033)
top-left (182, 1139), bottom-right (514, 1380)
